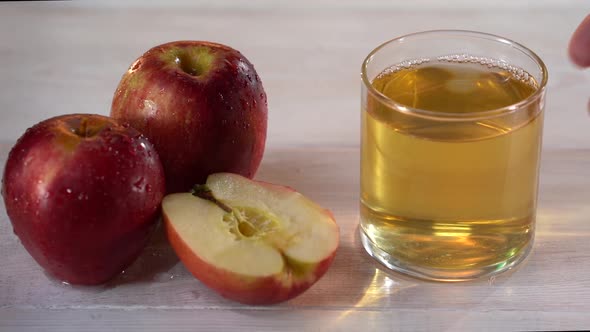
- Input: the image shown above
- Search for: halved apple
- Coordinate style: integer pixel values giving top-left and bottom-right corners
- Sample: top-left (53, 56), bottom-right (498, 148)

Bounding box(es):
top-left (162, 173), bottom-right (340, 305)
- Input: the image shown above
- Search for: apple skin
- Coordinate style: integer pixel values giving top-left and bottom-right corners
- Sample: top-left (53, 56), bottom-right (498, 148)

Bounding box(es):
top-left (111, 41), bottom-right (267, 194)
top-left (163, 174), bottom-right (339, 305)
top-left (1, 114), bottom-right (166, 285)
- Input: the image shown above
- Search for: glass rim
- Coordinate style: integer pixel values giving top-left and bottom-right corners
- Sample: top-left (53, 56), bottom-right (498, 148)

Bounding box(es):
top-left (361, 30), bottom-right (548, 121)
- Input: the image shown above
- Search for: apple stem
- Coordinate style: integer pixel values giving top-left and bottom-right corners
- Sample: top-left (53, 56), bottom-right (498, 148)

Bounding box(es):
top-left (191, 184), bottom-right (233, 213)
top-left (72, 118), bottom-right (90, 137)
top-left (79, 119), bottom-right (88, 136)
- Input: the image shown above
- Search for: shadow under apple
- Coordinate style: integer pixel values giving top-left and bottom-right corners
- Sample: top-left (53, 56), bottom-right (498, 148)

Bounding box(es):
top-left (105, 221), bottom-right (180, 287)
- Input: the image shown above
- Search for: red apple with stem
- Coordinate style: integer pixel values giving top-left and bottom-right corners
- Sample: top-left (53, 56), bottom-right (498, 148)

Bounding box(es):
top-left (162, 173), bottom-right (340, 305)
top-left (111, 41), bottom-right (267, 194)
top-left (1, 114), bottom-right (166, 285)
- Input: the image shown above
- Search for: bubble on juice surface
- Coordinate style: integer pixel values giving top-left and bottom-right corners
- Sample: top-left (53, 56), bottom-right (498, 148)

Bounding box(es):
top-left (374, 58), bottom-right (431, 79)
top-left (437, 54), bottom-right (537, 88)
top-left (375, 55), bottom-right (537, 90)
top-left (371, 55), bottom-right (539, 115)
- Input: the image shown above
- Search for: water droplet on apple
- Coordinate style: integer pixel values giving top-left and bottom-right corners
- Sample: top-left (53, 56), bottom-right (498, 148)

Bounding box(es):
top-left (145, 184), bottom-right (152, 193)
top-left (133, 177), bottom-right (145, 190)
top-left (240, 99), bottom-right (249, 109)
top-left (66, 188), bottom-right (72, 194)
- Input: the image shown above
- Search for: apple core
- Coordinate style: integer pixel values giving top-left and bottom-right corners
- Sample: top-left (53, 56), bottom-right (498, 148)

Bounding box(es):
top-left (223, 206), bottom-right (281, 239)
top-left (191, 184), bottom-right (281, 240)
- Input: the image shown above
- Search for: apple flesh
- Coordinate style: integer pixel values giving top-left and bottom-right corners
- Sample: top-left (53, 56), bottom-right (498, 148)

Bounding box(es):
top-left (162, 173), bottom-right (339, 305)
top-left (111, 41), bottom-right (267, 194)
top-left (1, 114), bottom-right (166, 285)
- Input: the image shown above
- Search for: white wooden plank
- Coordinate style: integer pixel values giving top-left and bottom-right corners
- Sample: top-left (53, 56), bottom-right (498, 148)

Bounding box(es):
top-left (1, 146), bottom-right (590, 330)
top-left (80, 0), bottom-right (585, 10)
top-left (0, 308), bottom-right (588, 332)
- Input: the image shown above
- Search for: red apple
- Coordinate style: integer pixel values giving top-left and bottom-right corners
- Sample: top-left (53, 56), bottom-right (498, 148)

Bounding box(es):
top-left (110, 41), bottom-right (267, 194)
top-left (162, 173), bottom-right (339, 305)
top-left (1, 114), bottom-right (166, 285)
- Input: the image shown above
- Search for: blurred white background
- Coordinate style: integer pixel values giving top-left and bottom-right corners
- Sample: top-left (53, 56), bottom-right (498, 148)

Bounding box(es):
top-left (0, 0), bottom-right (588, 149)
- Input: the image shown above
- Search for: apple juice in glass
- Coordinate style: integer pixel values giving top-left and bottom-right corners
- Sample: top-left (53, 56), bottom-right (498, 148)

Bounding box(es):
top-left (359, 31), bottom-right (547, 281)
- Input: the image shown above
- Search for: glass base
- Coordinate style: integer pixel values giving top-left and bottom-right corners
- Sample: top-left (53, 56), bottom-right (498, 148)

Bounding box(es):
top-left (359, 227), bottom-right (533, 282)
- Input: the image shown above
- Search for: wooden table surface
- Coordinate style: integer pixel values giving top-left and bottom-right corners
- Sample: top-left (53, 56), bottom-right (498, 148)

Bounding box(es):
top-left (1, 1), bottom-right (589, 331)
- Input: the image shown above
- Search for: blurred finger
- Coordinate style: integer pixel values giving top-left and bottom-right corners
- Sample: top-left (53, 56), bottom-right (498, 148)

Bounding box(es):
top-left (569, 15), bottom-right (590, 67)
